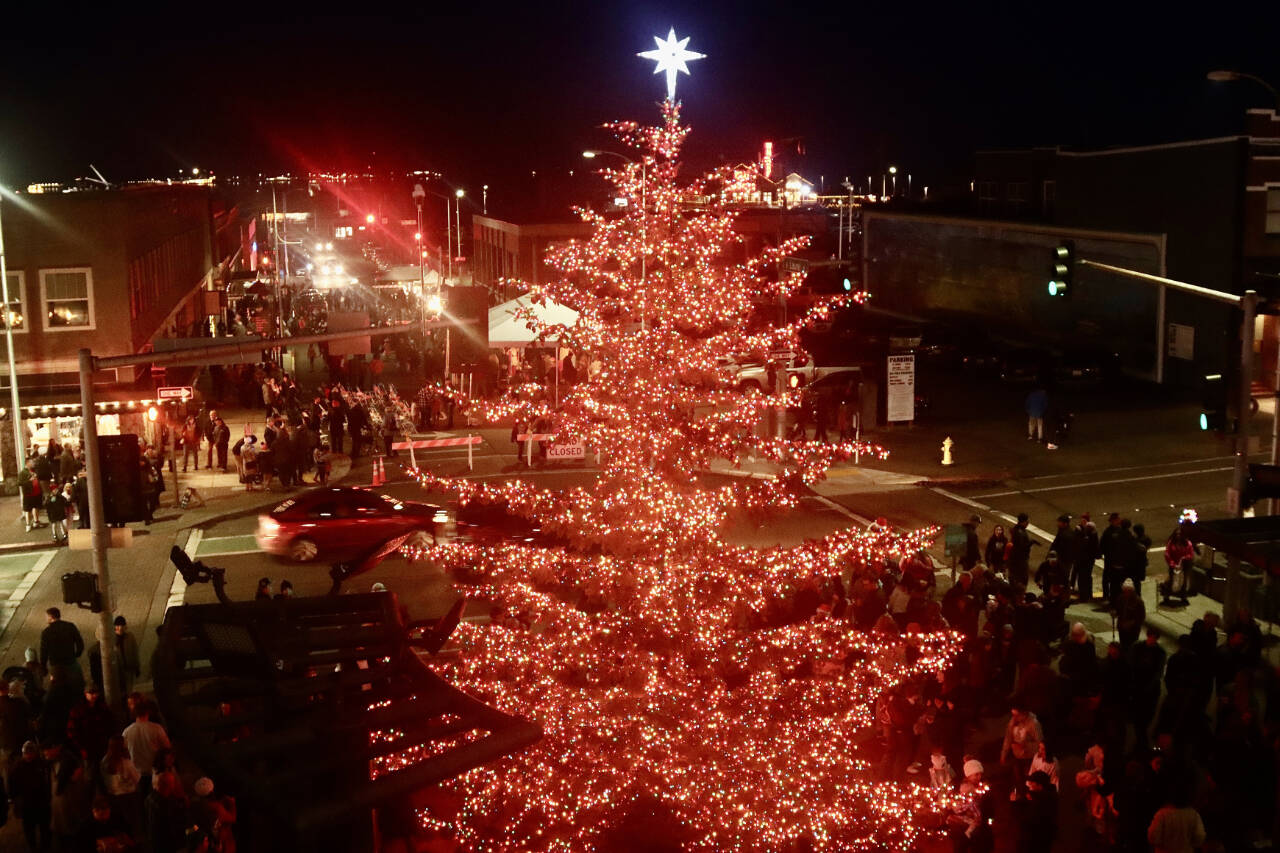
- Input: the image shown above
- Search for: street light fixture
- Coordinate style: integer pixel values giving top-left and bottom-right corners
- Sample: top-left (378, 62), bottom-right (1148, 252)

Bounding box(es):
top-left (1208, 69), bottom-right (1280, 110)
top-left (366, 213), bottom-right (375, 224)
top-left (454, 189), bottom-right (465, 272)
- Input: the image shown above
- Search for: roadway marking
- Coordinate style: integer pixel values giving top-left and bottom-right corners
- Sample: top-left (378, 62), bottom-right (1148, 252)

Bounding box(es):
top-left (809, 494), bottom-right (873, 527)
top-left (929, 487), bottom-right (1057, 544)
top-left (1022, 456), bottom-right (1235, 481)
top-left (192, 533), bottom-right (260, 558)
top-left (969, 467), bottom-right (1233, 499)
top-left (0, 551), bottom-right (57, 637)
top-left (167, 529), bottom-right (201, 611)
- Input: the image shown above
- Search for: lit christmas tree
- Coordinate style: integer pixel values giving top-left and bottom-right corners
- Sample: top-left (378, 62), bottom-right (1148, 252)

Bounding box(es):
top-left (410, 101), bottom-right (967, 851)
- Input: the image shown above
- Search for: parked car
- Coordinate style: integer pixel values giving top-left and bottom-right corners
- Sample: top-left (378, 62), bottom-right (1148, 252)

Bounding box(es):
top-left (1054, 345), bottom-right (1121, 385)
top-left (914, 322), bottom-right (1004, 371)
top-left (256, 487), bottom-right (446, 563)
top-left (998, 347), bottom-right (1054, 385)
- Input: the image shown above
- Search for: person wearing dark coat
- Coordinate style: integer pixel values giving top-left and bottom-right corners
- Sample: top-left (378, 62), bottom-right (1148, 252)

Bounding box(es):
top-left (1127, 627), bottom-right (1166, 751)
top-left (328, 399), bottom-right (346, 456)
top-left (1008, 513), bottom-right (1036, 586)
top-left (40, 607), bottom-right (84, 674)
top-left (960, 515), bottom-right (981, 571)
top-left (1098, 512), bottom-right (1125, 602)
top-left (211, 416), bottom-right (231, 472)
top-left (1014, 770), bottom-right (1058, 853)
top-left (1070, 513), bottom-right (1099, 600)
top-left (984, 525), bottom-right (1008, 576)
top-left (1047, 514), bottom-right (1075, 570)
top-left (9, 741), bottom-right (51, 851)
top-left (273, 427), bottom-right (296, 488)
top-left (66, 683), bottom-right (116, 772)
top-left (1059, 622), bottom-right (1099, 700)
top-left (347, 402), bottom-right (369, 459)
top-left (73, 469), bottom-right (90, 529)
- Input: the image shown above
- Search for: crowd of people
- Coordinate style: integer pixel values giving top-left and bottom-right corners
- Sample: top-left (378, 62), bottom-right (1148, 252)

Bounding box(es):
top-left (0, 608), bottom-right (235, 852)
top-left (788, 512), bottom-right (1277, 852)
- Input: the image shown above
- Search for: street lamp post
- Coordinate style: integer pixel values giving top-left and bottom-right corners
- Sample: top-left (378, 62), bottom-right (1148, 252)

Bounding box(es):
top-left (0, 195), bottom-right (24, 474)
top-left (1208, 69), bottom-right (1280, 110)
top-left (584, 150), bottom-right (646, 329)
top-left (454, 189), bottom-right (464, 277)
top-left (412, 183), bottom-right (427, 330)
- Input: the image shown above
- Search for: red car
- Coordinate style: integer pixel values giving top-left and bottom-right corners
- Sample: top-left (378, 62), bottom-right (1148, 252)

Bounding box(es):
top-left (256, 487), bottom-right (446, 563)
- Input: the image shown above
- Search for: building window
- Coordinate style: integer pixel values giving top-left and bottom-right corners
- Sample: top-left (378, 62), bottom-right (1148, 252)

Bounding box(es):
top-left (1006, 182), bottom-right (1028, 215)
top-left (1042, 180), bottom-right (1056, 215)
top-left (1, 271), bottom-right (26, 332)
top-left (40, 268), bottom-right (94, 330)
top-left (1268, 188), bottom-right (1280, 234)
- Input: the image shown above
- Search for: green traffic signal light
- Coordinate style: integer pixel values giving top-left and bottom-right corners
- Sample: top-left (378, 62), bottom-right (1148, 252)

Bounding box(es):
top-left (1199, 412), bottom-right (1209, 431)
top-left (842, 277), bottom-right (852, 292)
top-left (1048, 240), bottom-right (1074, 298)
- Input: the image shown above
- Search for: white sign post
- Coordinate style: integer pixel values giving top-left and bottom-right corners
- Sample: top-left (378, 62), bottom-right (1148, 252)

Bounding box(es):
top-left (886, 355), bottom-right (915, 423)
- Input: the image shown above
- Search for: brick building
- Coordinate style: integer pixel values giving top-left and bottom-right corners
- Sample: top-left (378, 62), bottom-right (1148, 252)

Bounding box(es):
top-left (0, 185), bottom-right (223, 472)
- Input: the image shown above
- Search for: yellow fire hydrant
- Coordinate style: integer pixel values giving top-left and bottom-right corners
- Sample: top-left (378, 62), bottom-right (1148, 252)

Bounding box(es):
top-left (941, 436), bottom-right (954, 466)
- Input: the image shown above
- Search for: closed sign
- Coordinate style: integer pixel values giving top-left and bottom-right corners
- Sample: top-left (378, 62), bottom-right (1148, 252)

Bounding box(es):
top-left (547, 442), bottom-right (585, 460)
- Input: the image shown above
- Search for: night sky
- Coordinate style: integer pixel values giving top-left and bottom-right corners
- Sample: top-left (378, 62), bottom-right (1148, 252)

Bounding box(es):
top-left (1, 2), bottom-right (1277, 194)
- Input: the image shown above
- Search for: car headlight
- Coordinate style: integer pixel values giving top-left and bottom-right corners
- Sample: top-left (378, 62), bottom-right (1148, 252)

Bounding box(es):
top-left (433, 510), bottom-right (450, 524)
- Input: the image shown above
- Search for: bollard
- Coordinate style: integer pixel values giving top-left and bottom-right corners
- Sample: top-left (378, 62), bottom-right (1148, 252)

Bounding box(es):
top-left (941, 436), bottom-right (954, 466)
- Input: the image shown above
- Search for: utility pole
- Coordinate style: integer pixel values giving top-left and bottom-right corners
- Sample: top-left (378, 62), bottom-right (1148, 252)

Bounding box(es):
top-left (0, 196), bottom-right (24, 473)
top-left (78, 349), bottom-right (117, 710)
top-left (1079, 258), bottom-right (1260, 616)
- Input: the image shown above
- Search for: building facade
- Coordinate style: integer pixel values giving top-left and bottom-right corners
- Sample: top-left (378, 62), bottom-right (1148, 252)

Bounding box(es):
top-left (864, 109), bottom-right (1280, 386)
top-left (0, 185), bottom-right (221, 473)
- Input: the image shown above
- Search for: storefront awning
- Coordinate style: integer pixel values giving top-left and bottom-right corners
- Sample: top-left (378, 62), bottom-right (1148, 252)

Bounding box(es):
top-left (1191, 516), bottom-right (1280, 576)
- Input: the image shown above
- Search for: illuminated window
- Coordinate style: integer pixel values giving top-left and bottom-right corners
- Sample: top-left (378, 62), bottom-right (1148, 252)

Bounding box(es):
top-left (39, 268), bottom-right (94, 330)
top-left (0, 271), bottom-right (27, 332)
top-left (1267, 188), bottom-right (1280, 234)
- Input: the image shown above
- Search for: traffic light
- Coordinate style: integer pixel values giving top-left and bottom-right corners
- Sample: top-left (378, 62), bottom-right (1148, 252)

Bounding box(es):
top-left (1048, 240), bottom-right (1074, 297)
top-left (1242, 463), bottom-right (1280, 509)
top-left (1199, 373), bottom-right (1228, 431)
top-left (842, 277), bottom-right (852, 292)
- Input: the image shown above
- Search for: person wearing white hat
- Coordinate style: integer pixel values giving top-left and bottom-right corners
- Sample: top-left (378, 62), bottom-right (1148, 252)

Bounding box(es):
top-left (949, 758), bottom-right (993, 848)
top-left (191, 775), bottom-right (237, 851)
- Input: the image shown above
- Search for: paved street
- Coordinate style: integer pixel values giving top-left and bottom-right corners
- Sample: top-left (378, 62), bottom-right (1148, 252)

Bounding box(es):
top-left (0, 360), bottom-right (1270, 685)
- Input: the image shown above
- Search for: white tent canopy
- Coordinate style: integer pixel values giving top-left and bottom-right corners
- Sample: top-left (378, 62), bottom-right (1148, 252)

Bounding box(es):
top-left (488, 294), bottom-right (579, 348)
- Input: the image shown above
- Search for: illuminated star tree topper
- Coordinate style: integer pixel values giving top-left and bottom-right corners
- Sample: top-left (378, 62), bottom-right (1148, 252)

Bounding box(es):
top-left (637, 27), bottom-right (705, 101)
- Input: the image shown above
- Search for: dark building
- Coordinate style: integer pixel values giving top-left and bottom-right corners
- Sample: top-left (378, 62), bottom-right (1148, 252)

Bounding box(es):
top-left (862, 108), bottom-right (1280, 386)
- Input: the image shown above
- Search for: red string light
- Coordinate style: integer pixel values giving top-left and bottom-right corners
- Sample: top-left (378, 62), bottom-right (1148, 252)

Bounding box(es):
top-left (402, 100), bottom-right (965, 850)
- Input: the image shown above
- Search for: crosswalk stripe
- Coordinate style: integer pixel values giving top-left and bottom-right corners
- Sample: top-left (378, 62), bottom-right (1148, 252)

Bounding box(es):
top-left (0, 551), bottom-right (56, 637)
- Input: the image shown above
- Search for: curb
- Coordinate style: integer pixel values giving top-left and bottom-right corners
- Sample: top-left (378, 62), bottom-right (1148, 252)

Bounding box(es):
top-left (0, 540), bottom-right (62, 555)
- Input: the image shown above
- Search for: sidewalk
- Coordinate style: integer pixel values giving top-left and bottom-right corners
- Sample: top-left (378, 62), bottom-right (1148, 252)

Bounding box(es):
top-left (0, 409), bottom-right (355, 683)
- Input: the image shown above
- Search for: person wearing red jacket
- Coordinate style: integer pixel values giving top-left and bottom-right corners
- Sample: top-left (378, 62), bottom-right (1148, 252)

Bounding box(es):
top-left (1162, 524), bottom-right (1196, 605)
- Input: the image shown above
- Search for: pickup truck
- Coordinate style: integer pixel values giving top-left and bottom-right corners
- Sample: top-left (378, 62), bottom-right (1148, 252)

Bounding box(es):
top-left (721, 351), bottom-right (861, 392)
